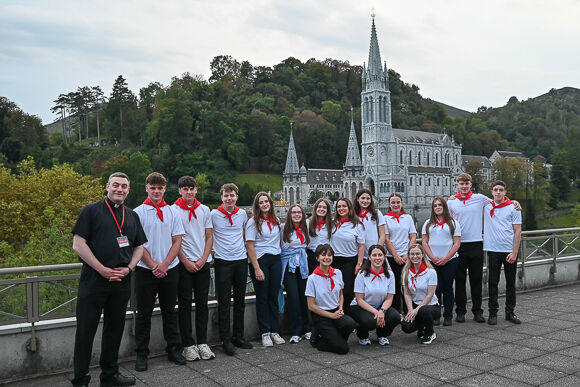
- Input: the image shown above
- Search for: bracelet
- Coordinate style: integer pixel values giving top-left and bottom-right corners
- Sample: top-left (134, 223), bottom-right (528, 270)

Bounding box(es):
top-left (127, 266), bottom-right (134, 274)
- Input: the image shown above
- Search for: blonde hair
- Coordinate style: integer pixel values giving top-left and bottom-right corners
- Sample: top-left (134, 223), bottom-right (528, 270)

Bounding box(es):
top-left (401, 244), bottom-right (434, 293)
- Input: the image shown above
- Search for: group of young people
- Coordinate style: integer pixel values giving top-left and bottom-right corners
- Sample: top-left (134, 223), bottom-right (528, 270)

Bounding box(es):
top-left (71, 171), bottom-right (522, 387)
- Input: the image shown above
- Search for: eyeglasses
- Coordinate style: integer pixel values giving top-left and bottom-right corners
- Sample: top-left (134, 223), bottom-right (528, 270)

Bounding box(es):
top-left (291, 211), bottom-right (302, 214)
top-left (433, 203), bottom-right (443, 208)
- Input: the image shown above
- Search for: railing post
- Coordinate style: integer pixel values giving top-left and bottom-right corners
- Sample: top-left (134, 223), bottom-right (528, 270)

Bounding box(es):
top-left (519, 237), bottom-right (525, 290)
top-left (551, 233), bottom-right (558, 278)
top-left (26, 276), bottom-right (39, 352)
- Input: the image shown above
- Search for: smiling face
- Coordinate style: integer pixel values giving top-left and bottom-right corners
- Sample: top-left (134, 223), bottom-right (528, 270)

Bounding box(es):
top-left (221, 189), bottom-right (238, 210)
top-left (317, 250), bottom-right (334, 269)
top-left (145, 184), bottom-right (166, 204)
top-left (433, 199), bottom-right (444, 217)
top-left (357, 193), bottom-right (372, 210)
top-left (336, 200), bottom-right (349, 218)
top-left (368, 247), bottom-right (386, 269)
top-left (389, 196), bottom-right (402, 214)
top-left (258, 195), bottom-right (271, 215)
top-left (457, 179), bottom-right (472, 195)
top-left (316, 201), bottom-right (328, 217)
top-left (409, 246), bottom-right (424, 267)
top-left (179, 186), bottom-right (197, 205)
top-left (106, 177), bottom-right (130, 205)
top-left (290, 206), bottom-right (303, 225)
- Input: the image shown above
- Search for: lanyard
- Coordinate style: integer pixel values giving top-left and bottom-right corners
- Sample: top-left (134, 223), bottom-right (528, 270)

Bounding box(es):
top-left (105, 199), bottom-right (125, 236)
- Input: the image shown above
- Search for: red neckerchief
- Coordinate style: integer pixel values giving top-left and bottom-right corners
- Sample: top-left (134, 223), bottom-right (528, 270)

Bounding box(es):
top-left (490, 197), bottom-right (512, 217)
top-left (370, 267), bottom-right (384, 282)
top-left (174, 197), bottom-right (200, 221)
top-left (386, 211), bottom-right (404, 223)
top-left (410, 262), bottom-right (428, 290)
top-left (359, 209), bottom-right (369, 221)
top-left (337, 218), bottom-right (351, 229)
top-left (316, 220), bottom-right (326, 231)
top-left (456, 190), bottom-right (472, 204)
top-left (263, 216), bottom-right (275, 232)
top-left (314, 266), bottom-right (335, 290)
top-left (435, 217), bottom-right (446, 229)
top-left (217, 205), bottom-right (239, 226)
top-left (295, 226), bottom-right (305, 244)
top-left (143, 197), bottom-right (167, 222)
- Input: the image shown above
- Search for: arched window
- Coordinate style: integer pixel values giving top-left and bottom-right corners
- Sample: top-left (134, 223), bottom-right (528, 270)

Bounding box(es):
top-left (419, 178), bottom-right (422, 186)
top-left (370, 97), bottom-right (374, 122)
top-left (284, 188), bottom-right (287, 201)
top-left (427, 152), bottom-right (430, 166)
top-left (418, 151), bottom-right (422, 166)
top-left (289, 187), bottom-right (294, 204)
top-left (296, 187), bottom-right (300, 203)
top-left (364, 98), bottom-right (369, 123)
top-left (410, 177), bottom-right (413, 186)
top-left (437, 178), bottom-right (440, 186)
top-left (351, 182), bottom-right (356, 199)
top-left (378, 96), bottom-right (383, 122)
top-left (408, 150), bottom-right (413, 165)
top-left (387, 182), bottom-right (390, 192)
top-left (435, 153), bottom-right (439, 166)
top-left (455, 154), bottom-right (458, 165)
top-left (400, 150), bottom-right (403, 164)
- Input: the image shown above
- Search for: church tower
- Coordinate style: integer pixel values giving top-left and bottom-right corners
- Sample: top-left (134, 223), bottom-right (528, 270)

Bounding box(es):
top-left (343, 116), bottom-right (364, 199)
top-left (282, 129), bottom-right (306, 204)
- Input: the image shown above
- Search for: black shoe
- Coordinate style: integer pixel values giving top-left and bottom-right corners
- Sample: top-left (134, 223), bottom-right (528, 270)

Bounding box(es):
top-left (232, 337), bottom-right (253, 349)
top-left (134, 355), bottom-right (148, 372)
top-left (100, 372), bottom-right (136, 387)
top-left (417, 328), bottom-right (424, 338)
top-left (473, 313), bottom-right (486, 323)
top-left (506, 312), bottom-right (521, 324)
top-left (168, 349), bottom-right (186, 365)
top-left (223, 341), bottom-right (236, 356)
top-left (433, 318), bottom-right (440, 326)
top-left (455, 313), bottom-right (465, 323)
top-left (310, 334), bottom-right (319, 348)
top-left (443, 317), bottom-right (452, 326)
top-left (488, 315), bottom-right (497, 325)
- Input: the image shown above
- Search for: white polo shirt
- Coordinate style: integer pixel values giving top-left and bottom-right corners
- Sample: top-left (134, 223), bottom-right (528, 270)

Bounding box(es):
top-left (307, 222), bottom-right (332, 252)
top-left (360, 210), bottom-right (386, 257)
top-left (351, 269), bottom-right (395, 308)
top-left (421, 219), bottom-right (462, 261)
top-left (447, 193), bottom-right (488, 242)
top-left (281, 226), bottom-right (308, 250)
top-left (305, 268), bottom-right (344, 311)
top-left (384, 214), bottom-right (417, 257)
top-left (211, 208), bottom-right (248, 261)
top-left (330, 222), bottom-right (365, 257)
top-left (171, 203), bottom-right (213, 262)
top-left (483, 202), bottom-right (522, 253)
top-left (407, 267), bottom-right (438, 306)
top-left (245, 218), bottom-right (281, 258)
top-left (135, 204), bottom-right (185, 270)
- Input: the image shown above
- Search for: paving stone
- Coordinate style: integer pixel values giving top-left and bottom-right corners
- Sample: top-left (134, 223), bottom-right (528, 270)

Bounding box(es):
top-left (475, 329), bottom-right (531, 343)
top-left (516, 336), bottom-right (576, 351)
top-left (544, 329), bottom-right (580, 344)
top-left (543, 302), bottom-right (578, 313)
top-left (377, 351), bottom-right (438, 368)
top-left (287, 368), bottom-right (357, 386)
top-left (555, 313), bottom-right (580, 323)
top-left (254, 379), bottom-right (302, 387)
top-left (131, 365), bottom-right (204, 386)
top-left (556, 344), bottom-right (580, 359)
top-left (410, 342), bottom-right (474, 359)
top-left (303, 350), bottom-right (365, 366)
top-left (237, 346), bottom-right (295, 365)
top-left (526, 352), bottom-right (580, 374)
top-left (450, 351), bottom-right (517, 371)
top-left (504, 322), bottom-right (557, 336)
top-left (492, 362), bottom-right (565, 385)
top-left (454, 372), bottom-right (530, 387)
top-left (343, 381), bottom-right (380, 387)
top-left (368, 369), bottom-right (442, 386)
top-left (335, 358), bottom-right (398, 379)
top-left (414, 360), bottom-right (480, 382)
top-left (540, 375), bottom-right (580, 386)
top-left (204, 364), bottom-right (278, 386)
top-left (446, 335), bottom-right (504, 350)
top-left (187, 353), bottom-right (247, 372)
top-left (528, 317), bottom-right (578, 330)
top-left (485, 343), bottom-right (545, 361)
top-left (258, 356), bottom-right (323, 377)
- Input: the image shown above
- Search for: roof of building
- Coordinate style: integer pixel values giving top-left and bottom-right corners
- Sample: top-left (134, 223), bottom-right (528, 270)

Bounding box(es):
top-left (393, 128), bottom-right (450, 144)
top-left (408, 166), bottom-right (451, 174)
top-left (495, 150), bottom-right (526, 158)
top-left (462, 155), bottom-right (492, 168)
top-left (283, 131), bottom-right (300, 175)
top-left (307, 169), bottom-right (343, 184)
top-left (344, 119), bottom-right (362, 167)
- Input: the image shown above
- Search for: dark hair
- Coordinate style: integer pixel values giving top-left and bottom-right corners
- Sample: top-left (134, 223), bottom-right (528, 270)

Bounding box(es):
top-left (309, 198), bottom-right (333, 240)
top-left (333, 198), bottom-right (361, 230)
top-left (314, 243), bottom-right (334, 258)
top-left (425, 197), bottom-right (455, 237)
top-left (388, 193), bottom-right (405, 213)
top-left (145, 172), bottom-right (166, 186)
top-left (283, 204), bottom-right (310, 244)
top-left (220, 183), bottom-right (239, 195)
top-left (178, 175), bottom-right (197, 188)
top-left (107, 172), bottom-right (130, 185)
top-left (360, 244), bottom-right (390, 278)
top-left (252, 192), bottom-right (279, 236)
top-left (354, 188), bottom-right (378, 222)
top-left (492, 180), bottom-right (506, 189)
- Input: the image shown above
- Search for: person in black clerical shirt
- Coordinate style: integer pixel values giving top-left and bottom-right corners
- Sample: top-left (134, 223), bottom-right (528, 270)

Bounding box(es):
top-left (71, 172), bottom-right (147, 387)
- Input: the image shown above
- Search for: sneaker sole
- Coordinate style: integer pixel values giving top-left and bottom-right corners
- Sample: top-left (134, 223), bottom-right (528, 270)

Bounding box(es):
top-left (421, 333), bottom-right (436, 344)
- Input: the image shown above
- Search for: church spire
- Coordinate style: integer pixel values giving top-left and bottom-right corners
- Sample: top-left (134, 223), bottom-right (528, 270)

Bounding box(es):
top-left (367, 14), bottom-right (382, 80)
top-left (344, 116), bottom-right (362, 168)
top-left (284, 128), bottom-right (300, 175)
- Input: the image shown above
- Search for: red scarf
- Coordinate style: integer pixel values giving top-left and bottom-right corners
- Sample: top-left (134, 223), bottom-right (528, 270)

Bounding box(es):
top-left (490, 197), bottom-right (512, 217)
top-left (409, 261), bottom-right (428, 290)
top-left (263, 216), bottom-right (275, 232)
top-left (370, 267), bottom-right (384, 282)
top-left (359, 209), bottom-right (369, 221)
top-left (337, 218), bottom-right (351, 229)
top-left (217, 205), bottom-right (240, 226)
top-left (435, 217), bottom-right (446, 229)
top-left (314, 266), bottom-right (335, 290)
top-left (456, 190), bottom-right (472, 204)
top-left (316, 220), bottom-right (326, 231)
top-left (174, 197), bottom-right (200, 221)
top-left (295, 226), bottom-right (305, 244)
top-left (143, 197), bottom-right (167, 222)
top-left (386, 211), bottom-right (404, 223)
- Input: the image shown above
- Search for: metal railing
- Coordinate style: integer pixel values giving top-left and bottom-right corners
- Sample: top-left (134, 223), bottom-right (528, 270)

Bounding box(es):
top-left (1, 227), bottom-right (579, 330)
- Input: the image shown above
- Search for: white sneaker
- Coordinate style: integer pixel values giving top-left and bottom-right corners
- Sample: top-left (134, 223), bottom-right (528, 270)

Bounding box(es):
top-left (358, 338), bottom-right (371, 346)
top-left (262, 333), bottom-right (273, 347)
top-left (378, 337), bottom-right (390, 346)
top-left (270, 332), bottom-right (286, 345)
top-left (289, 335), bottom-right (301, 343)
top-left (302, 332), bottom-right (312, 340)
top-left (182, 345), bottom-right (200, 361)
top-left (197, 343), bottom-right (215, 360)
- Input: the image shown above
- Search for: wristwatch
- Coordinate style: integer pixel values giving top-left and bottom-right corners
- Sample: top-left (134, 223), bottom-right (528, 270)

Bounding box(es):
top-left (380, 308), bottom-right (388, 313)
top-left (127, 266), bottom-right (135, 274)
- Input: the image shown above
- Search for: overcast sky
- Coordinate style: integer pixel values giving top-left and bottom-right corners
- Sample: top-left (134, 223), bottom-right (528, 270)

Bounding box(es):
top-left (1, 0), bottom-right (579, 124)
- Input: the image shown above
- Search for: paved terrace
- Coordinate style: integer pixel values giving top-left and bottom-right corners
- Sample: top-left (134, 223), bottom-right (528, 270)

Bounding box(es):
top-left (9, 283), bottom-right (580, 387)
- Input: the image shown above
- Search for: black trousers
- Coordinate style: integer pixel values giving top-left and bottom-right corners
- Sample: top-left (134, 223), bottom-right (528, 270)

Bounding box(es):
top-left (401, 304), bottom-right (441, 336)
top-left (307, 249), bottom-right (318, 274)
top-left (387, 256), bottom-right (404, 312)
top-left (214, 258), bottom-right (248, 342)
top-left (312, 310), bottom-right (357, 354)
top-left (248, 253), bottom-right (282, 334)
top-left (178, 261), bottom-right (211, 346)
top-left (348, 305), bottom-right (400, 339)
top-left (332, 256), bottom-right (357, 313)
top-left (435, 258), bottom-right (458, 318)
top-left (135, 266), bottom-right (181, 356)
top-left (72, 278), bottom-right (130, 386)
top-left (283, 267), bottom-right (310, 336)
top-left (487, 251), bottom-right (517, 315)
top-left (455, 241), bottom-right (484, 316)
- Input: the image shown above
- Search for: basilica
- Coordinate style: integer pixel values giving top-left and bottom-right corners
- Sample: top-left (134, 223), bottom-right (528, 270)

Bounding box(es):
top-left (283, 17), bottom-right (464, 218)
